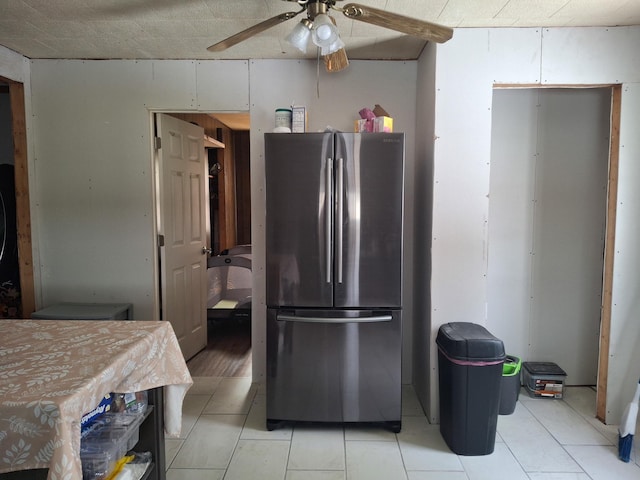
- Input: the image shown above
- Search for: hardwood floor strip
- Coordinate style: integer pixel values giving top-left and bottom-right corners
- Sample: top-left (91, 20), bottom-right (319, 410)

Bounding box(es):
top-left (187, 320), bottom-right (252, 377)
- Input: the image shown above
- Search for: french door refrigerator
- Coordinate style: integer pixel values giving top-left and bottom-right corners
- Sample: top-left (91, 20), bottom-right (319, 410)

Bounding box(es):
top-left (264, 132), bottom-right (404, 432)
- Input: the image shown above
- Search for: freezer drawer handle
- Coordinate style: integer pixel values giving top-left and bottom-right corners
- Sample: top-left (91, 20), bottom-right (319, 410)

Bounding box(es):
top-left (276, 313), bottom-right (392, 323)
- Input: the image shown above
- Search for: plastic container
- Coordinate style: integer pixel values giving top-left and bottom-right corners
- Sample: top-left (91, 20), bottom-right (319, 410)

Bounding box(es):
top-left (436, 322), bottom-right (505, 455)
top-left (522, 361), bottom-right (566, 399)
top-left (274, 108), bottom-right (292, 132)
top-left (499, 355), bottom-right (522, 415)
top-left (80, 412), bottom-right (145, 479)
top-left (111, 390), bottom-right (148, 414)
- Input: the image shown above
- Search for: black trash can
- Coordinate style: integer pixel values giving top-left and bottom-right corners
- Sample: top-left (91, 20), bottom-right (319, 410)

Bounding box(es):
top-left (436, 322), bottom-right (505, 455)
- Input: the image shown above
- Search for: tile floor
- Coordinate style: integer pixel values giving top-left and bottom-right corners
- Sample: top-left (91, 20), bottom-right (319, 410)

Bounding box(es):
top-left (165, 379), bottom-right (640, 480)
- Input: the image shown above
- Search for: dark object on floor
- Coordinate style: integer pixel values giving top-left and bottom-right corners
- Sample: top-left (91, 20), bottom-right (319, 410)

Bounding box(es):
top-left (618, 377), bottom-right (640, 462)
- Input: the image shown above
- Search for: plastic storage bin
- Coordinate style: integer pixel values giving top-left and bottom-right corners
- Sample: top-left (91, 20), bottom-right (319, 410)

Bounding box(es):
top-left (522, 361), bottom-right (566, 399)
top-left (499, 355), bottom-right (522, 415)
top-left (80, 412), bottom-right (144, 479)
top-left (436, 322), bottom-right (505, 455)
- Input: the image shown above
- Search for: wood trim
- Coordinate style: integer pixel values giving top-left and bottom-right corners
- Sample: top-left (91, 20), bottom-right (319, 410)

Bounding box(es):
top-left (233, 131), bottom-right (251, 246)
top-left (204, 134), bottom-right (225, 149)
top-left (493, 83), bottom-right (617, 89)
top-left (1, 77), bottom-right (36, 318)
top-left (220, 127), bottom-right (237, 251)
top-left (596, 84), bottom-right (621, 423)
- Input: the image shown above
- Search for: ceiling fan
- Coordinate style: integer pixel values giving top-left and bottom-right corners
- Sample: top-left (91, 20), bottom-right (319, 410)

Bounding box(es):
top-left (207, 0), bottom-right (453, 58)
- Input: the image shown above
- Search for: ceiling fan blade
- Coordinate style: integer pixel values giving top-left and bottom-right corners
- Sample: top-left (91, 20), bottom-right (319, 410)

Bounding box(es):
top-left (207, 10), bottom-right (302, 52)
top-left (342, 3), bottom-right (453, 44)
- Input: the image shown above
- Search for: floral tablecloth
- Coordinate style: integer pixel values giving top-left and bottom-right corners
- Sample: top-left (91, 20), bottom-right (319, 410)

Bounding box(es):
top-left (0, 319), bottom-right (193, 479)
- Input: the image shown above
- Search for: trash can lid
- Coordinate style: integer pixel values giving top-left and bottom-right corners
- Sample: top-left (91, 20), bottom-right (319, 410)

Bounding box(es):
top-left (522, 361), bottom-right (566, 376)
top-left (436, 322), bottom-right (505, 363)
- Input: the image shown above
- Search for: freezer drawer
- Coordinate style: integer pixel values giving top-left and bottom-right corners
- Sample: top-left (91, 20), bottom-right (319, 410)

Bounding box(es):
top-left (266, 308), bottom-right (402, 431)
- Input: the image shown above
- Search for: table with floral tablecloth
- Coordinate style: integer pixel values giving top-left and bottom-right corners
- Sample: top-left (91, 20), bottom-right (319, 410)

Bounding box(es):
top-left (0, 319), bottom-right (192, 479)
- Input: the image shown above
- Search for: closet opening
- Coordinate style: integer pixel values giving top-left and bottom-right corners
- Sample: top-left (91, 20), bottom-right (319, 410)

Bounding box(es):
top-left (487, 85), bottom-right (620, 422)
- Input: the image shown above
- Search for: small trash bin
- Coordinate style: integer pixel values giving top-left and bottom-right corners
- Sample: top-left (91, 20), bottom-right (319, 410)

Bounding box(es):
top-left (436, 322), bottom-right (505, 455)
top-left (499, 355), bottom-right (521, 415)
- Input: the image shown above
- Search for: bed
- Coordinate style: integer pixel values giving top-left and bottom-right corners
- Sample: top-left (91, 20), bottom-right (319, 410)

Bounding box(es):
top-left (207, 247), bottom-right (252, 322)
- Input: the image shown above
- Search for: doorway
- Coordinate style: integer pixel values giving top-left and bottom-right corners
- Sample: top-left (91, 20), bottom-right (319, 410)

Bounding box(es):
top-left (163, 112), bottom-right (252, 378)
top-left (487, 87), bottom-right (618, 414)
top-left (0, 77), bottom-right (35, 319)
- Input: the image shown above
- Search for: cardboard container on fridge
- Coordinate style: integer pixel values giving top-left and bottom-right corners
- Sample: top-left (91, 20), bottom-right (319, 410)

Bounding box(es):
top-left (291, 105), bottom-right (307, 133)
top-left (354, 119), bottom-right (373, 132)
top-left (373, 116), bottom-right (393, 132)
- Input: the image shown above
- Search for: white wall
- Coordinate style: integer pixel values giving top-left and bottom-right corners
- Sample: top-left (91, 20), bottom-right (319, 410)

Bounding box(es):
top-left (413, 42), bottom-right (437, 418)
top-left (28, 60), bottom-right (250, 318)
top-left (0, 45), bottom-right (29, 84)
top-left (24, 58), bottom-right (417, 383)
top-left (417, 26), bottom-right (640, 423)
top-left (610, 82), bottom-right (640, 422)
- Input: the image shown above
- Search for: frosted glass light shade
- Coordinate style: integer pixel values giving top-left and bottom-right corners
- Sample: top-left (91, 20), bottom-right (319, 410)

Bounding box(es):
top-left (320, 35), bottom-right (345, 56)
top-left (285, 19), bottom-right (312, 53)
top-left (311, 14), bottom-right (339, 48)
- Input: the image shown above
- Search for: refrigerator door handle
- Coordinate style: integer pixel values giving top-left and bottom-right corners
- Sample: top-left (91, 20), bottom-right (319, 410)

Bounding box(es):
top-left (337, 156), bottom-right (344, 283)
top-left (326, 157), bottom-right (333, 284)
top-left (276, 313), bottom-right (392, 323)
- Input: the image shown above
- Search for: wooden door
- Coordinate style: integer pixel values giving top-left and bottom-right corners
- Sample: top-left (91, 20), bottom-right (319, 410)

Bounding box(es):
top-left (156, 113), bottom-right (208, 360)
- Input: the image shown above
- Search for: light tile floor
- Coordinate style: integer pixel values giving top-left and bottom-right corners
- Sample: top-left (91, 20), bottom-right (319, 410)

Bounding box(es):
top-left (165, 379), bottom-right (640, 480)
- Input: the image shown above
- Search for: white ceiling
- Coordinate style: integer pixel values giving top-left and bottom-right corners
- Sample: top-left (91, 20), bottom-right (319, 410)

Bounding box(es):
top-left (1, 0), bottom-right (639, 61)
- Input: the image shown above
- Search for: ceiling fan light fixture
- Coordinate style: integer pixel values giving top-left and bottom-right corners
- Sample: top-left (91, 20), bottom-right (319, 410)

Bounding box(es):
top-left (311, 13), bottom-right (339, 48)
top-left (286, 18), bottom-right (313, 52)
top-left (324, 47), bottom-right (350, 73)
top-left (320, 35), bottom-right (344, 56)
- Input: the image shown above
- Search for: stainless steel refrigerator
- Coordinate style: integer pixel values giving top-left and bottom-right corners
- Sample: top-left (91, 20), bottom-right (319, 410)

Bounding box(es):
top-left (264, 132), bottom-right (404, 432)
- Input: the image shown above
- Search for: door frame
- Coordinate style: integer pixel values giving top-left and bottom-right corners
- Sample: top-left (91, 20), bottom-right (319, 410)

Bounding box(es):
top-left (149, 110), bottom-right (250, 341)
top-left (0, 76), bottom-right (35, 317)
top-left (492, 83), bottom-right (620, 423)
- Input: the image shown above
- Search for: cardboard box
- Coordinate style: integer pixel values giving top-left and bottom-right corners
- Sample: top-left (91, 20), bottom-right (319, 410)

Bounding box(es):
top-left (373, 116), bottom-right (393, 132)
top-left (354, 119), bottom-right (373, 132)
top-left (291, 105), bottom-right (307, 133)
top-left (81, 394), bottom-right (113, 430)
top-left (372, 104), bottom-right (389, 117)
